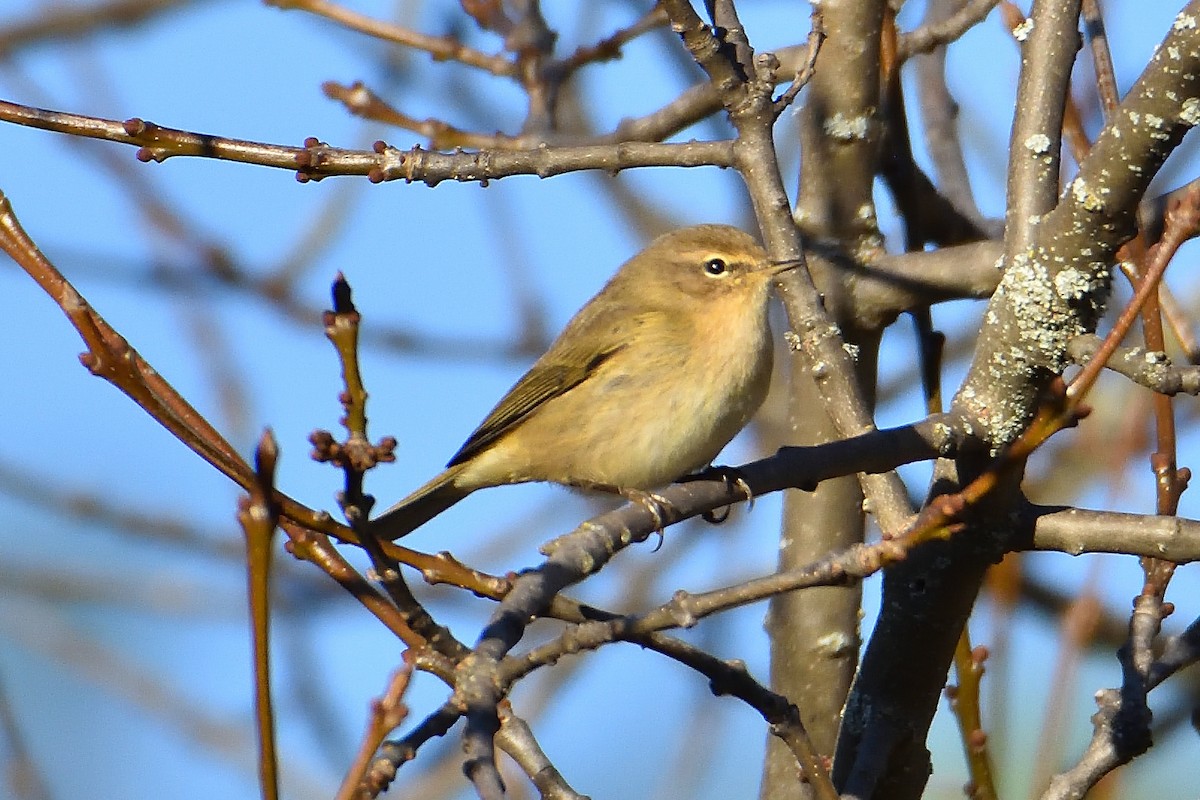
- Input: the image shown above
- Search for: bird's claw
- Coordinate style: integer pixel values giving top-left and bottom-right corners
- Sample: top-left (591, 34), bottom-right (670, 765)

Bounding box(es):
top-left (702, 506), bottom-right (731, 524)
top-left (689, 465), bottom-right (754, 524)
top-left (622, 488), bottom-right (673, 550)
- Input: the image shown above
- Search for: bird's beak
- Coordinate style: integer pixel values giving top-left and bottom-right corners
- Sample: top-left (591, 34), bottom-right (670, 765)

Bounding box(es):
top-left (767, 258), bottom-right (801, 275)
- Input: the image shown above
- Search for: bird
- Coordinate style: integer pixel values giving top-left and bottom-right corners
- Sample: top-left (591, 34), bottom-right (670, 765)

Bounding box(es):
top-left (369, 224), bottom-right (786, 540)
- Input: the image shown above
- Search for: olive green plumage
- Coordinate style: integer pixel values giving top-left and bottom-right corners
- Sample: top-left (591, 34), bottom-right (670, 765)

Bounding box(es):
top-left (370, 224), bottom-right (783, 539)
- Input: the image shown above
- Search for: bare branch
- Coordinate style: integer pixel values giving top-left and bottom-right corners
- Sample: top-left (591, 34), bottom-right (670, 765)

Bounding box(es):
top-left (1026, 505), bottom-right (1200, 561)
top-left (268, 0), bottom-right (516, 76)
top-left (898, 0), bottom-right (1000, 61)
top-left (0, 99), bottom-right (735, 182)
top-left (959, 3), bottom-right (1200, 446)
top-left (1067, 334), bottom-right (1200, 396)
top-left (1000, 0), bottom-right (1081, 255)
top-left (913, 0), bottom-right (995, 231)
top-left (0, 0), bottom-right (197, 57)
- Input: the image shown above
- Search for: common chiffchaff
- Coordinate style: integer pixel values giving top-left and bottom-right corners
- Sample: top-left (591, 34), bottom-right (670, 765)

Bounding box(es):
top-left (370, 224), bottom-right (786, 539)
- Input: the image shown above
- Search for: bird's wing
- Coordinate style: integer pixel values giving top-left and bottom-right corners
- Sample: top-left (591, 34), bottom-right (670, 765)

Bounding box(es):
top-left (445, 307), bottom-right (642, 467)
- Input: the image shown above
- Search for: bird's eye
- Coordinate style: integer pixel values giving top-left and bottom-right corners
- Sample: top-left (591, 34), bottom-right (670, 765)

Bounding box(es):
top-left (703, 257), bottom-right (728, 276)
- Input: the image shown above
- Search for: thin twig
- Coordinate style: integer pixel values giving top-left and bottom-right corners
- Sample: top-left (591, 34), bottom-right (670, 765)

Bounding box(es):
top-left (238, 432), bottom-right (282, 800)
top-left (0, 99), bottom-right (736, 181)
top-left (947, 632), bottom-right (998, 800)
top-left (267, 0), bottom-right (515, 76)
top-left (897, 0), bottom-right (1000, 60)
top-left (336, 662), bottom-right (414, 800)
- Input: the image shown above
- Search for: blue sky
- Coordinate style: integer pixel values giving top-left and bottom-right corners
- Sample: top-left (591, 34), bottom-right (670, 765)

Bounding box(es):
top-left (2, 2), bottom-right (1200, 798)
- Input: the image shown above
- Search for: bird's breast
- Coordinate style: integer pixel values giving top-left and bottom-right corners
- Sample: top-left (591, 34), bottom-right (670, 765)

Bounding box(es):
top-left (520, 300), bottom-right (771, 488)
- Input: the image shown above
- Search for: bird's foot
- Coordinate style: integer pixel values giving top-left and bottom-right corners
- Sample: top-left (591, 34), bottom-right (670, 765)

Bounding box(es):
top-left (682, 465), bottom-right (753, 524)
top-left (619, 488), bottom-right (675, 551)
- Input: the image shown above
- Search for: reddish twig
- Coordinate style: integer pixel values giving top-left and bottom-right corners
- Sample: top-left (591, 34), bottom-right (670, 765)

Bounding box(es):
top-left (268, 0), bottom-right (514, 75)
top-left (556, 4), bottom-right (668, 77)
top-left (947, 633), bottom-right (997, 800)
top-left (238, 431), bottom-right (282, 800)
top-left (336, 660), bottom-right (415, 800)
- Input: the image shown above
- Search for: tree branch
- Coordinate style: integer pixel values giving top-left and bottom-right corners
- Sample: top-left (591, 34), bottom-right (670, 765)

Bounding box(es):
top-left (1067, 334), bottom-right (1200, 396)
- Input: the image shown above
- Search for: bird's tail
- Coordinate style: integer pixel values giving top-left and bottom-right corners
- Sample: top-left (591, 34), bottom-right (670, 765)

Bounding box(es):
top-left (369, 463), bottom-right (473, 540)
